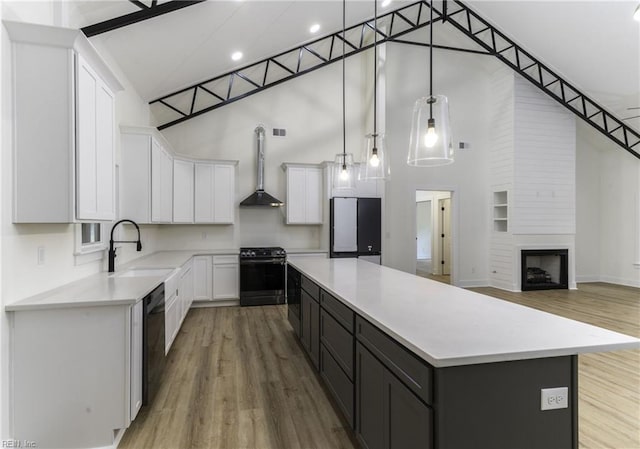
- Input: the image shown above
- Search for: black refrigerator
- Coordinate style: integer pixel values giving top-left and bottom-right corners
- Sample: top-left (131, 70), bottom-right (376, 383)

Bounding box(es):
top-left (330, 197), bottom-right (381, 263)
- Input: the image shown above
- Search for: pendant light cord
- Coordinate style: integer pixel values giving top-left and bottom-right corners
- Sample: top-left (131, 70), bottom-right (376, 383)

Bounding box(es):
top-left (429, 0), bottom-right (433, 119)
top-left (342, 0), bottom-right (347, 167)
top-left (373, 0), bottom-right (378, 138)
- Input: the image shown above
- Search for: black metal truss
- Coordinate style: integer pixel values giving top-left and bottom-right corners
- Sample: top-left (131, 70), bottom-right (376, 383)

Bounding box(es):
top-left (442, 0), bottom-right (639, 159)
top-left (150, 1), bottom-right (444, 130)
top-left (81, 0), bottom-right (206, 38)
top-left (149, 0), bottom-right (639, 160)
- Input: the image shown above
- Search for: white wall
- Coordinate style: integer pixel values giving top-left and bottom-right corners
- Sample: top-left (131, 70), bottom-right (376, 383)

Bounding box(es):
top-left (574, 121), bottom-right (640, 287)
top-left (0, 2), bottom-right (157, 439)
top-left (159, 54), bottom-right (369, 251)
top-left (384, 43), bottom-right (494, 287)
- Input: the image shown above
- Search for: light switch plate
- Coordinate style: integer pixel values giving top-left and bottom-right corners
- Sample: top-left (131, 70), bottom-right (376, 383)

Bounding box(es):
top-left (541, 387), bottom-right (568, 410)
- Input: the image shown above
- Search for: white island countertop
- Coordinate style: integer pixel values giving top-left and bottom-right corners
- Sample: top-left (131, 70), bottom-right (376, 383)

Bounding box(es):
top-left (5, 249), bottom-right (238, 312)
top-left (288, 257), bottom-right (640, 368)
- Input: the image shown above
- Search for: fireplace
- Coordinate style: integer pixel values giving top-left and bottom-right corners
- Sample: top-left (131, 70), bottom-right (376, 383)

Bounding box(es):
top-left (521, 249), bottom-right (568, 291)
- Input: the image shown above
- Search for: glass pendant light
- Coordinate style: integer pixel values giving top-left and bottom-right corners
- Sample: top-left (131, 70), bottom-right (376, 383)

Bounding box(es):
top-left (407, 1), bottom-right (454, 167)
top-left (359, 0), bottom-right (389, 181)
top-left (333, 0), bottom-right (356, 190)
top-left (634, 3), bottom-right (640, 21)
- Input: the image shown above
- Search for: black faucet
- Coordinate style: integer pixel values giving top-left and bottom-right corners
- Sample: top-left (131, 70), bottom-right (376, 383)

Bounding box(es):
top-left (108, 219), bottom-right (142, 273)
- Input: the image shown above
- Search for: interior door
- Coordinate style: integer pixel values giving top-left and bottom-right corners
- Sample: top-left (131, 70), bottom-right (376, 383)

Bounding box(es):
top-left (416, 201), bottom-right (431, 260)
top-left (439, 198), bottom-right (451, 275)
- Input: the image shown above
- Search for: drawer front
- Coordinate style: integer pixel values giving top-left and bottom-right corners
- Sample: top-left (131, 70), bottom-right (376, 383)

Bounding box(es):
top-left (320, 290), bottom-right (354, 332)
top-left (301, 275), bottom-right (320, 301)
top-left (320, 309), bottom-right (354, 379)
top-left (356, 316), bottom-right (433, 405)
top-left (213, 255), bottom-right (238, 264)
top-left (320, 345), bottom-right (354, 428)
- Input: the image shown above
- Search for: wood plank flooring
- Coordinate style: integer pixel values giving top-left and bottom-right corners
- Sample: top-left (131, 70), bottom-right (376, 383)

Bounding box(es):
top-left (119, 305), bottom-right (357, 449)
top-left (120, 283), bottom-right (639, 449)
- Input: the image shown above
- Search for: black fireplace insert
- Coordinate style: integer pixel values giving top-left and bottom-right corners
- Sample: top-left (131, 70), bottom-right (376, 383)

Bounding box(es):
top-left (521, 249), bottom-right (568, 291)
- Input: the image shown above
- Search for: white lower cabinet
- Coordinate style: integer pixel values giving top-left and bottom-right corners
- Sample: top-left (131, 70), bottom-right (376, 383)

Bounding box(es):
top-left (130, 300), bottom-right (143, 421)
top-left (193, 255), bottom-right (213, 301)
top-left (213, 255), bottom-right (239, 300)
top-left (165, 291), bottom-right (179, 355)
top-left (179, 262), bottom-right (194, 321)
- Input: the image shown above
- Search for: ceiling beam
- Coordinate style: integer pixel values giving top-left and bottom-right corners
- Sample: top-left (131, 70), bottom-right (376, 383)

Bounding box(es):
top-left (147, 0), bottom-right (639, 159)
top-left (81, 0), bottom-right (206, 38)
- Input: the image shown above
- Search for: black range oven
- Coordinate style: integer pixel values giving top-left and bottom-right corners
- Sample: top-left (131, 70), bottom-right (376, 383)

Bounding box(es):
top-left (239, 247), bottom-right (286, 306)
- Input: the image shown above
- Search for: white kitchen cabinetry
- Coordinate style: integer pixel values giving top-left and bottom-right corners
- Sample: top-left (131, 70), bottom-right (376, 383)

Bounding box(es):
top-left (121, 128), bottom-right (174, 224)
top-left (130, 300), bottom-right (143, 422)
top-left (7, 21), bottom-right (122, 223)
top-left (178, 261), bottom-right (194, 324)
top-left (194, 162), bottom-right (236, 224)
top-left (282, 163), bottom-right (323, 224)
top-left (213, 255), bottom-right (239, 300)
top-left (193, 255), bottom-right (213, 301)
top-left (173, 159), bottom-right (194, 223)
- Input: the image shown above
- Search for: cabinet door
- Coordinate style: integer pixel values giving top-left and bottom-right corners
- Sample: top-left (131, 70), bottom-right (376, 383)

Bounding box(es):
top-left (287, 167), bottom-right (306, 224)
top-left (94, 82), bottom-right (115, 220)
top-left (162, 149), bottom-right (174, 222)
top-left (305, 168), bottom-right (323, 223)
top-left (130, 301), bottom-right (143, 422)
top-left (179, 266), bottom-right (193, 323)
top-left (165, 295), bottom-right (178, 354)
top-left (173, 159), bottom-right (194, 223)
top-left (194, 163), bottom-right (214, 223)
top-left (151, 139), bottom-right (163, 223)
top-left (356, 342), bottom-right (385, 449)
top-left (193, 256), bottom-right (213, 301)
top-left (384, 369), bottom-right (433, 449)
top-left (301, 290), bottom-right (312, 353)
top-left (213, 164), bottom-right (234, 223)
top-left (213, 262), bottom-right (239, 300)
top-left (301, 290), bottom-right (319, 369)
top-left (76, 56), bottom-right (116, 221)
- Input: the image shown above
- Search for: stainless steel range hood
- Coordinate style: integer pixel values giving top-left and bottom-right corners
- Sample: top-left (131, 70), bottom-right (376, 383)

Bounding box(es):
top-left (240, 125), bottom-right (284, 207)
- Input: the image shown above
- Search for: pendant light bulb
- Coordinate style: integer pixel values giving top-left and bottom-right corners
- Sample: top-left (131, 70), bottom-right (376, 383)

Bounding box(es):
top-left (370, 149), bottom-right (380, 167)
top-left (424, 118), bottom-right (438, 148)
top-left (340, 165), bottom-right (349, 180)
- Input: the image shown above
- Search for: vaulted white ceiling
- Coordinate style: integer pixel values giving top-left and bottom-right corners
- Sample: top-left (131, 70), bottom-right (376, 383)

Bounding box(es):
top-left (76, 0), bottom-right (639, 129)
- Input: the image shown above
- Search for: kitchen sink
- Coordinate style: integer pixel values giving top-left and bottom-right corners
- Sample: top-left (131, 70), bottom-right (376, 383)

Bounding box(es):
top-left (112, 268), bottom-right (174, 278)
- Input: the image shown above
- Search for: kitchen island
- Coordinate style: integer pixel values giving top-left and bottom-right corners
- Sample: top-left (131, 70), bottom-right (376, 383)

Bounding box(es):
top-left (287, 256), bottom-right (639, 449)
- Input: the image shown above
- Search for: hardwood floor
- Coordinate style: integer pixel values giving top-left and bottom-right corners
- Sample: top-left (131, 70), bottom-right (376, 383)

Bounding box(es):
top-left (120, 283), bottom-right (639, 449)
top-left (119, 305), bottom-right (357, 449)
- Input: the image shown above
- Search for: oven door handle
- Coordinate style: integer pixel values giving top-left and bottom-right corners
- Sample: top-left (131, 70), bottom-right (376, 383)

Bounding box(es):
top-left (240, 259), bottom-right (286, 265)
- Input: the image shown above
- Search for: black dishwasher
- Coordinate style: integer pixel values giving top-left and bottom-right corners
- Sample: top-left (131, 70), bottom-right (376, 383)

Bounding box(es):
top-left (143, 283), bottom-right (166, 405)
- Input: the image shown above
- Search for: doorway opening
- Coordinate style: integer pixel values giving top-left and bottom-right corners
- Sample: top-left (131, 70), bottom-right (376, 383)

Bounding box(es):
top-left (416, 190), bottom-right (452, 285)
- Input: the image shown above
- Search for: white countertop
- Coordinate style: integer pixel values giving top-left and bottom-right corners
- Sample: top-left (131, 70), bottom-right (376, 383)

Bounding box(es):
top-left (288, 257), bottom-right (640, 368)
top-left (6, 249), bottom-right (238, 312)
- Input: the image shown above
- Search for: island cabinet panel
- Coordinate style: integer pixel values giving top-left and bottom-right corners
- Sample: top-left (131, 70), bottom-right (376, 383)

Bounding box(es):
top-left (320, 290), bottom-right (354, 332)
top-left (356, 316), bottom-right (433, 405)
top-left (434, 356), bottom-right (576, 449)
top-left (356, 342), bottom-right (433, 449)
top-left (301, 274), bottom-right (320, 300)
top-left (320, 309), bottom-right (354, 379)
top-left (301, 289), bottom-right (320, 369)
top-left (320, 344), bottom-right (355, 427)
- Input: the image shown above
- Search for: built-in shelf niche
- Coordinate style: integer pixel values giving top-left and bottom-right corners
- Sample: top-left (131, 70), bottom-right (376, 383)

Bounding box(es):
top-left (493, 190), bottom-right (508, 232)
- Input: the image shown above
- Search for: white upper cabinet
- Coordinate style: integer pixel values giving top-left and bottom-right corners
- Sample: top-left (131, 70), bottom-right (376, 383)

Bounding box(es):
top-left (121, 128), bottom-right (174, 224)
top-left (194, 162), bottom-right (236, 224)
top-left (7, 21), bottom-right (122, 223)
top-left (173, 159), bottom-right (194, 223)
top-left (282, 163), bottom-right (323, 225)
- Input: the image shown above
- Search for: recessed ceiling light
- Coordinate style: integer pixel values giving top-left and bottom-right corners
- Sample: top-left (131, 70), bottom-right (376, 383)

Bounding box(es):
top-left (381, 0), bottom-right (392, 8)
top-left (309, 23), bottom-right (321, 34)
top-left (231, 51), bottom-right (243, 61)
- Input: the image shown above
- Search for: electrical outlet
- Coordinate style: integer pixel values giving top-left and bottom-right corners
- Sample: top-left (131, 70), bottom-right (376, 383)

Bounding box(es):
top-left (541, 387), bottom-right (568, 410)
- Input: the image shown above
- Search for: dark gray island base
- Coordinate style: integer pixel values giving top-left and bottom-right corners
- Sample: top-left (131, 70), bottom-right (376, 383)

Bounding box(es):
top-left (287, 263), bottom-right (579, 449)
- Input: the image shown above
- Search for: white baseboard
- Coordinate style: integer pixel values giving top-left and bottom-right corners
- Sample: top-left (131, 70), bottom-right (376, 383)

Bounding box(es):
top-left (575, 275), bottom-right (600, 283)
top-left (489, 280), bottom-right (519, 292)
top-left (456, 279), bottom-right (490, 288)
top-left (599, 275), bottom-right (640, 288)
top-left (191, 299), bottom-right (240, 308)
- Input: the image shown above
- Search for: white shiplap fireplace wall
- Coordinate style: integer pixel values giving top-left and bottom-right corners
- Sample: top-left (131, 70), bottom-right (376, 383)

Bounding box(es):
top-left (490, 69), bottom-right (576, 291)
